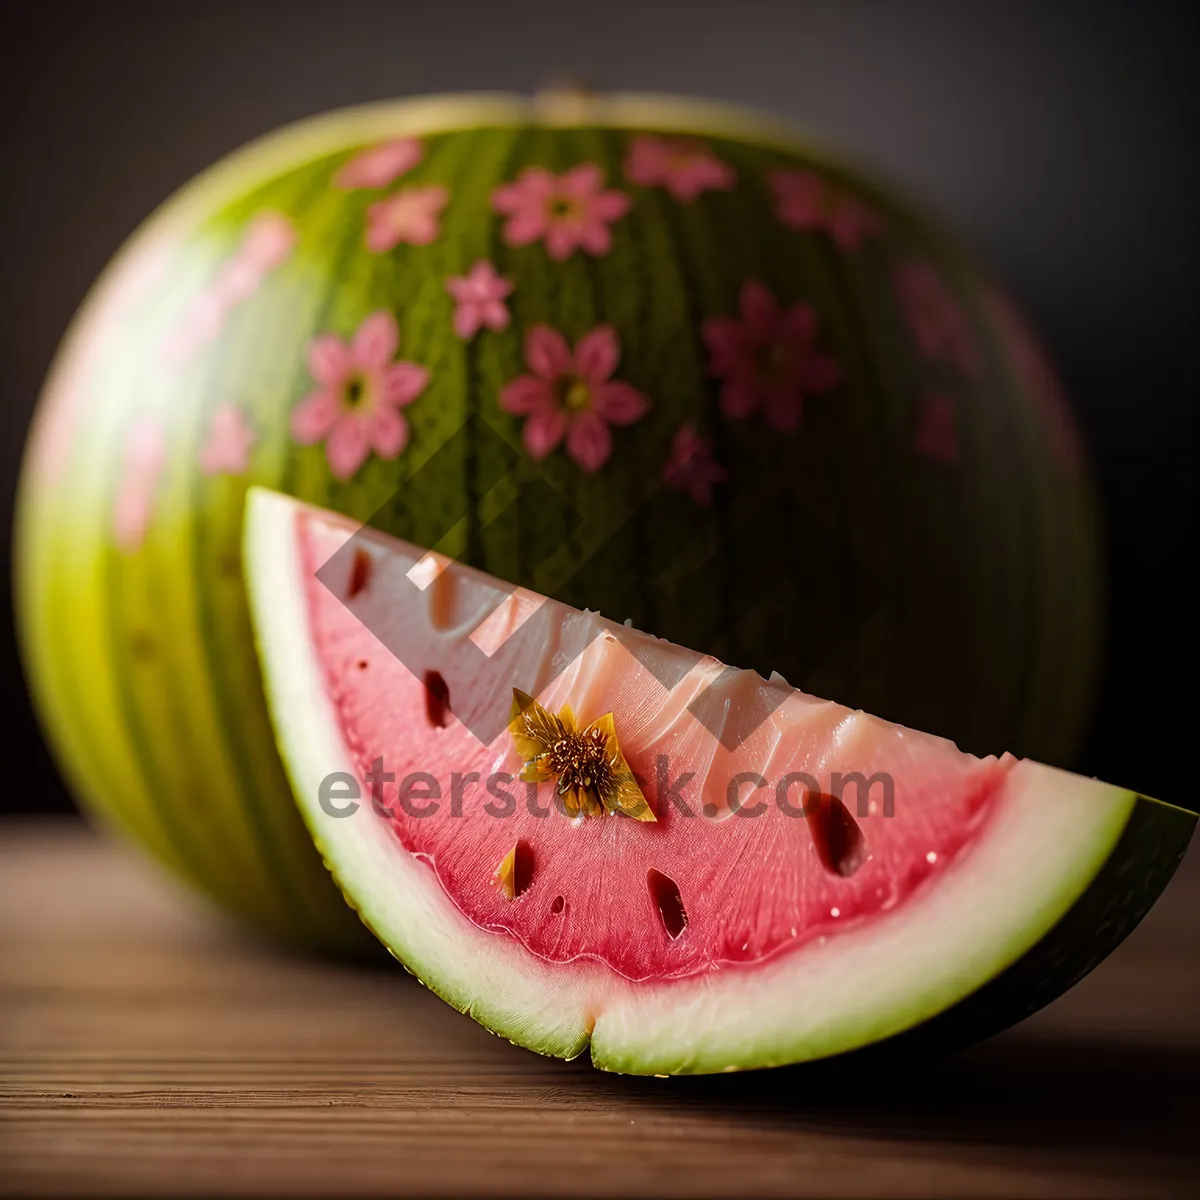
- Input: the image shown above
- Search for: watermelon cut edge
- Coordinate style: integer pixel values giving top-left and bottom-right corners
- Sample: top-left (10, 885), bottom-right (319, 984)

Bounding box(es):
top-left (244, 487), bottom-right (1194, 1073)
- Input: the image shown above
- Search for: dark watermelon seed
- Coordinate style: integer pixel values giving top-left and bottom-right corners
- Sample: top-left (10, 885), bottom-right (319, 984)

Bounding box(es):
top-left (511, 840), bottom-right (535, 899)
top-left (356, 660), bottom-right (369, 671)
top-left (423, 671), bottom-right (451, 728)
top-left (808, 794), bottom-right (868, 878)
top-left (550, 895), bottom-right (565, 915)
top-left (648, 869), bottom-right (688, 940)
top-left (347, 547), bottom-right (372, 599)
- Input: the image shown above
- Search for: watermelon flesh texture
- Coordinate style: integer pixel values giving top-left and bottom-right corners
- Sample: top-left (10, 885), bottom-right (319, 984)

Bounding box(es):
top-left (246, 489), bottom-right (1195, 1072)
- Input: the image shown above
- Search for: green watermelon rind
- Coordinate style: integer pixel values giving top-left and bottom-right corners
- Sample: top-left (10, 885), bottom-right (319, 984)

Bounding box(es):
top-left (244, 487), bottom-right (1194, 1073)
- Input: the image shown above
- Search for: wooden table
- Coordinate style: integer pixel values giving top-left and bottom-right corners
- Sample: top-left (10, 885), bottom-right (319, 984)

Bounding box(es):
top-left (1, 819), bottom-right (1197, 1197)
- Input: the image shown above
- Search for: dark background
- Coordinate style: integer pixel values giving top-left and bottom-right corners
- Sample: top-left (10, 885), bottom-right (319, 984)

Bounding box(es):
top-left (2, 0), bottom-right (1196, 815)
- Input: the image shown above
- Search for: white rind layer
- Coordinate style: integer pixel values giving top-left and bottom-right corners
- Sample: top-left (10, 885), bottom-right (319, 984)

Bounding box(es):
top-left (245, 488), bottom-right (1135, 1074)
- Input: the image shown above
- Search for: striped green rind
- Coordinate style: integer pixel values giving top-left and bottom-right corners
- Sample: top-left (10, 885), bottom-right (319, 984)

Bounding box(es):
top-left (16, 93), bottom-right (1103, 947)
top-left (244, 488), bottom-right (1194, 1073)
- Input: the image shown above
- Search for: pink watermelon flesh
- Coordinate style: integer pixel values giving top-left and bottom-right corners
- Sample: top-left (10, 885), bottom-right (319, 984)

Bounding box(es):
top-left (301, 509), bottom-right (1008, 984)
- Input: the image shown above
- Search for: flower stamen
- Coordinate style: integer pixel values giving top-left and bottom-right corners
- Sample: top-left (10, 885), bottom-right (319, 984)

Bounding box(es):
top-left (559, 377), bottom-right (591, 412)
top-left (344, 375), bottom-right (367, 409)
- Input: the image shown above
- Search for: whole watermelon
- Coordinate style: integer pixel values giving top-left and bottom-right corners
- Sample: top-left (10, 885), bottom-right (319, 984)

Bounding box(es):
top-left (14, 92), bottom-right (1100, 950)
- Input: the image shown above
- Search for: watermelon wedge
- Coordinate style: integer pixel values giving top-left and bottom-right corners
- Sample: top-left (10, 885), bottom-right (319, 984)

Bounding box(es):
top-left (244, 487), bottom-right (1194, 1074)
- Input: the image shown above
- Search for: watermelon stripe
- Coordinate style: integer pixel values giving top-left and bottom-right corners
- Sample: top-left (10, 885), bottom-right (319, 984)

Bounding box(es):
top-left (618, 190), bottom-right (663, 636)
top-left (762, 168), bottom-right (909, 712)
top-left (648, 155), bottom-right (740, 655)
top-left (462, 332), bottom-right (485, 568)
top-left (33, 374), bottom-right (149, 862)
top-left (859, 202), bottom-right (1004, 748)
top-left (185, 167), bottom-right (363, 935)
top-left (102, 545), bottom-right (220, 893)
top-left (114, 279), bottom-right (259, 906)
top-left (450, 128), bottom-right (529, 575)
top-left (578, 129), bottom-right (646, 625)
top-left (61, 241), bottom-right (249, 896)
top-left (476, 127), bottom-right (528, 582)
top-left (39, 528), bottom-right (178, 864)
top-left (863, 234), bottom-right (960, 728)
top-left (804, 234), bottom-right (907, 714)
top-left (844, 240), bottom-right (942, 727)
top-left (638, 168), bottom-right (721, 641)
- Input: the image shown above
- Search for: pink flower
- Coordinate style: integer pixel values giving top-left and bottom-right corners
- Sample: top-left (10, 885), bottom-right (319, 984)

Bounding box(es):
top-left (365, 185), bottom-right (449, 252)
top-left (238, 211), bottom-right (298, 272)
top-left (491, 164), bottom-right (632, 261)
top-left (913, 394), bottom-right (959, 463)
top-left (624, 135), bottom-right (735, 203)
top-left (335, 137), bottom-right (423, 190)
top-left (290, 311), bottom-right (429, 481)
top-left (163, 212), bottom-right (296, 364)
top-left (894, 261), bottom-right (980, 375)
top-left (446, 260), bottom-right (513, 339)
top-left (199, 404), bottom-right (256, 476)
top-left (769, 169), bottom-right (881, 251)
top-left (703, 282), bottom-right (841, 432)
top-left (770, 169), bottom-right (823, 228)
top-left (825, 198), bottom-right (881, 251)
top-left (499, 325), bottom-right (649, 472)
top-left (211, 211), bottom-right (297, 306)
top-left (114, 419), bottom-right (166, 552)
top-left (663, 424), bottom-right (727, 505)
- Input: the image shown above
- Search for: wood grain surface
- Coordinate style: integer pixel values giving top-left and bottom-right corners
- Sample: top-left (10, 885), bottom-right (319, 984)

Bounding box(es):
top-left (1, 817), bottom-right (1197, 1197)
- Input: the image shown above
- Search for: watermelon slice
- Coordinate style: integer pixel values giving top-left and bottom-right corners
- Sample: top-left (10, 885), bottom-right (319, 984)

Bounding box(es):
top-left (244, 487), bottom-right (1194, 1074)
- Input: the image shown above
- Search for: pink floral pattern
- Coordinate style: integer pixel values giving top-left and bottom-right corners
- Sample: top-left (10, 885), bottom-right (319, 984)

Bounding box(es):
top-left (237, 212), bottom-right (297, 273)
top-left (624, 135), bottom-right (735, 203)
top-left (491, 165), bottom-right (632, 261)
top-left (163, 212), bottom-right (297, 365)
top-left (335, 137), bottom-right (423, 190)
top-left (499, 325), bottom-right (649, 472)
top-left (290, 311), bottom-right (429, 481)
top-left (365, 185), bottom-right (449, 252)
top-left (663, 424), bottom-right (727, 505)
top-left (199, 404), bottom-right (256, 476)
top-left (703, 282), bottom-right (841, 432)
top-left (114, 419), bottom-right (167, 552)
top-left (768, 169), bottom-right (881, 251)
top-left (913, 394), bottom-right (959, 463)
top-left (446, 260), bottom-right (513, 339)
top-left (894, 262), bottom-right (980, 376)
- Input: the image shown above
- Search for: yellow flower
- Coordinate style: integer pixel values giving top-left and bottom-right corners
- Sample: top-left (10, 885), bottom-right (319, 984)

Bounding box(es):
top-left (508, 689), bottom-right (655, 821)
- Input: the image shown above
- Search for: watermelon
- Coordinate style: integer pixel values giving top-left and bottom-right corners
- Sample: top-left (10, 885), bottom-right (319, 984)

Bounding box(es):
top-left (244, 488), bottom-right (1193, 1073)
top-left (16, 92), bottom-right (1103, 950)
